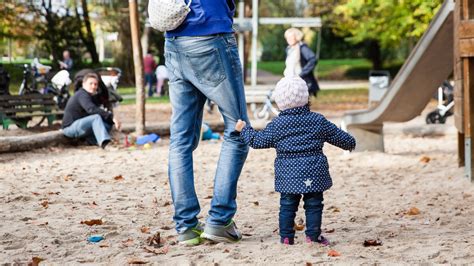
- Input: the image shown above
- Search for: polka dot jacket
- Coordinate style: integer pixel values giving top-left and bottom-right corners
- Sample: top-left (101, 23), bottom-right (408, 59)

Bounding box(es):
top-left (240, 105), bottom-right (356, 194)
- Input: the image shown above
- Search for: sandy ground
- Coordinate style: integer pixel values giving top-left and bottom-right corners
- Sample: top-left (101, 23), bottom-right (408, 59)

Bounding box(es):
top-left (1, 105), bottom-right (474, 265)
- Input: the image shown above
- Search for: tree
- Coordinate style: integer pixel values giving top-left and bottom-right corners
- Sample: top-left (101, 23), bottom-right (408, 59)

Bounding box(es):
top-left (332, 0), bottom-right (443, 69)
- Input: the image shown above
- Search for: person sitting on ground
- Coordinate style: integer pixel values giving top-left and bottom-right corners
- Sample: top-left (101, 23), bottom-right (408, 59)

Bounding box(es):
top-left (235, 76), bottom-right (356, 245)
top-left (62, 73), bottom-right (121, 148)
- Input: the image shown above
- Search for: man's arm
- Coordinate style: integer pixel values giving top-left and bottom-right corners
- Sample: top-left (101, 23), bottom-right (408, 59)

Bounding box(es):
top-left (77, 92), bottom-right (114, 124)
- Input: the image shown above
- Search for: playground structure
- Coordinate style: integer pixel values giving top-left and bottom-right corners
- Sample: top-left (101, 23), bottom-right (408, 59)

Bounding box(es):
top-left (343, 0), bottom-right (474, 182)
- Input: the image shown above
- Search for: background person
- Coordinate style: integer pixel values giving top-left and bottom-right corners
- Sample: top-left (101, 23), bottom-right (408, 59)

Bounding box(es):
top-left (284, 28), bottom-right (320, 97)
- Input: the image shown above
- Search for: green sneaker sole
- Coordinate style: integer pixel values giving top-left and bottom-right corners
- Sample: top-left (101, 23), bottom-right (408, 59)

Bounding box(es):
top-left (179, 236), bottom-right (203, 246)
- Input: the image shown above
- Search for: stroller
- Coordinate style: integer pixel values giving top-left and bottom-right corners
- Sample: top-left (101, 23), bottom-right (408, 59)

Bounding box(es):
top-left (425, 80), bottom-right (454, 124)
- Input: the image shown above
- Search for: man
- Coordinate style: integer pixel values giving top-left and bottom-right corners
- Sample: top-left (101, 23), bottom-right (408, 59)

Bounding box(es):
top-left (59, 50), bottom-right (73, 72)
top-left (144, 52), bottom-right (157, 97)
top-left (164, 0), bottom-right (249, 245)
top-left (62, 73), bottom-right (121, 148)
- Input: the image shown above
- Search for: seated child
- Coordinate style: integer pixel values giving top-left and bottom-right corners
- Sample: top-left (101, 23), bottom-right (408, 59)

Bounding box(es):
top-left (235, 76), bottom-right (356, 245)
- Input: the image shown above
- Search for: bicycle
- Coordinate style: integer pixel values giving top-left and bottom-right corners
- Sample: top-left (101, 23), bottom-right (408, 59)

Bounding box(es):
top-left (251, 89), bottom-right (280, 121)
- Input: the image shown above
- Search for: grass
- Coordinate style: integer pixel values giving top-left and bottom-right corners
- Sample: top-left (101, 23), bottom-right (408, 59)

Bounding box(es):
top-left (257, 58), bottom-right (373, 80)
top-left (121, 95), bottom-right (170, 105)
top-left (118, 88), bottom-right (368, 108)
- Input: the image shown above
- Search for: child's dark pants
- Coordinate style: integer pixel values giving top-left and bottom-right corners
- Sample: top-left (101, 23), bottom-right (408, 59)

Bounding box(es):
top-left (279, 192), bottom-right (324, 242)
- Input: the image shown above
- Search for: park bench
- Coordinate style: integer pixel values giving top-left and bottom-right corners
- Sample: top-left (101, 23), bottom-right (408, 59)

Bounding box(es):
top-left (244, 85), bottom-right (275, 104)
top-left (0, 94), bottom-right (63, 129)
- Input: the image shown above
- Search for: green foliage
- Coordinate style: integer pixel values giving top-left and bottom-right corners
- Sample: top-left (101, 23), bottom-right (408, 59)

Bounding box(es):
top-left (333, 0), bottom-right (443, 50)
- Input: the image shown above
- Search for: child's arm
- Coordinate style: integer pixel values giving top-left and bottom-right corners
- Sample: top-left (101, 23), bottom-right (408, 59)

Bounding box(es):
top-left (235, 119), bottom-right (275, 149)
top-left (323, 118), bottom-right (356, 151)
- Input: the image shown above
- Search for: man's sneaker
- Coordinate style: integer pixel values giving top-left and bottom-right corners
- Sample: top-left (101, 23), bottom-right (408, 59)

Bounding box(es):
top-left (178, 222), bottom-right (204, 245)
top-left (306, 235), bottom-right (330, 246)
top-left (200, 220), bottom-right (242, 243)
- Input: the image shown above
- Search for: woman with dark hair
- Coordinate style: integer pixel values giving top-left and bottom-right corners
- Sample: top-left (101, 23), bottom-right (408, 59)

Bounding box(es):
top-left (284, 28), bottom-right (320, 97)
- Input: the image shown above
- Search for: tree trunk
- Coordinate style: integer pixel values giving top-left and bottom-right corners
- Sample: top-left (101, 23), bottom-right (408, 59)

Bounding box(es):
top-left (367, 40), bottom-right (383, 70)
top-left (141, 25), bottom-right (151, 56)
top-left (129, 0), bottom-right (146, 136)
top-left (0, 131), bottom-right (68, 153)
top-left (80, 0), bottom-right (99, 64)
top-left (42, 0), bottom-right (62, 67)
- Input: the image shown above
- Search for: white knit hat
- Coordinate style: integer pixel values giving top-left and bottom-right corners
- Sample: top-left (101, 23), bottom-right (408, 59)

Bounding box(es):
top-left (273, 76), bottom-right (309, 111)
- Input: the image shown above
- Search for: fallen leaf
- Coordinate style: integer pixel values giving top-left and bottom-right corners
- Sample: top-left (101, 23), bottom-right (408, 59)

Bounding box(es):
top-left (81, 219), bottom-right (103, 226)
top-left (41, 200), bottom-right (49, 209)
top-left (162, 201), bottom-right (171, 207)
top-left (99, 244), bottom-right (109, 248)
top-left (143, 246), bottom-right (169, 255)
top-left (327, 249), bottom-right (341, 257)
top-left (306, 263), bottom-right (313, 266)
top-left (325, 228), bottom-right (335, 233)
top-left (114, 175), bottom-right (124, 180)
top-left (31, 257), bottom-right (44, 266)
top-left (47, 192), bottom-right (60, 195)
top-left (419, 156), bottom-right (431, 163)
top-left (223, 249), bottom-right (230, 253)
top-left (407, 207), bottom-right (420, 215)
top-left (32, 192), bottom-right (40, 196)
top-left (204, 195), bottom-right (213, 199)
top-left (122, 238), bottom-right (134, 247)
top-left (252, 201), bottom-right (259, 206)
top-left (148, 232), bottom-right (162, 247)
top-left (363, 239), bottom-right (383, 247)
top-left (127, 258), bottom-right (148, 264)
top-left (160, 225), bottom-right (172, 230)
top-left (64, 174), bottom-right (73, 181)
top-left (141, 226), bottom-right (150, 234)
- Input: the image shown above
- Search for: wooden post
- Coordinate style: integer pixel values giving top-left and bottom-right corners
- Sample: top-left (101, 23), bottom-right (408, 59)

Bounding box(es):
top-left (457, 0), bottom-right (474, 181)
top-left (129, 0), bottom-right (145, 136)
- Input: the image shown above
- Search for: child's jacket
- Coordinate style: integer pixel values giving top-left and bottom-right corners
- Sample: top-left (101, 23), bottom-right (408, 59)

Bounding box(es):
top-left (240, 105), bottom-right (356, 194)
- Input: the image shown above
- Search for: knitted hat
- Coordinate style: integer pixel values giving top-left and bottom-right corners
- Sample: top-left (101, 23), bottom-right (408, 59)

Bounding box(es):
top-left (273, 76), bottom-right (309, 111)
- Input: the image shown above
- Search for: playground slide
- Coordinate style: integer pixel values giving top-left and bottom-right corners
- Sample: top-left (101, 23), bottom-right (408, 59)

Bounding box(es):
top-left (343, 0), bottom-right (454, 151)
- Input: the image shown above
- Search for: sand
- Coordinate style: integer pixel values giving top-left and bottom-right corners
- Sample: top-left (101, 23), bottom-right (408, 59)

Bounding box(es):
top-left (1, 106), bottom-right (474, 265)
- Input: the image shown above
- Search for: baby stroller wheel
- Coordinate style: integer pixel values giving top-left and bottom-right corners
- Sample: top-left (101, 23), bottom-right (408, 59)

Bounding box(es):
top-left (426, 110), bottom-right (446, 124)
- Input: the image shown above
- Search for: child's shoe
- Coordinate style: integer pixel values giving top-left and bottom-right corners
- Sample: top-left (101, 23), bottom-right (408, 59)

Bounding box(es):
top-left (306, 235), bottom-right (330, 246)
top-left (280, 237), bottom-right (294, 245)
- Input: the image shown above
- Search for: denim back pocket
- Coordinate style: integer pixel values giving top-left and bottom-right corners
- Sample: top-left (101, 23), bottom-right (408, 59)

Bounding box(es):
top-left (185, 48), bottom-right (226, 87)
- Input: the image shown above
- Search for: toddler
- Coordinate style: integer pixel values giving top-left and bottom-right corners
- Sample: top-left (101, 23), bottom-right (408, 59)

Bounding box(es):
top-left (235, 76), bottom-right (356, 245)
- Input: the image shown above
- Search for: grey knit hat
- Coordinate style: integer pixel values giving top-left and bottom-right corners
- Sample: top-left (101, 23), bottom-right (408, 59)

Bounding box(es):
top-left (274, 76), bottom-right (309, 111)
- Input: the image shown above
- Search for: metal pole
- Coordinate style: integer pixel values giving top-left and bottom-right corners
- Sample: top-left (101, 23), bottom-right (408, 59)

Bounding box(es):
top-left (129, 0), bottom-right (145, 136)
top-left (251, 0), bottom-right (258, 87)
top-left (238, 0), bottom-right (245, 71)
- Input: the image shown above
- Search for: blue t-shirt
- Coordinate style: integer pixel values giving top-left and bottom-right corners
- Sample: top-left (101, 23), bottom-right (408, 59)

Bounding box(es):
top-left (165, 0), bottom-right (235, 37)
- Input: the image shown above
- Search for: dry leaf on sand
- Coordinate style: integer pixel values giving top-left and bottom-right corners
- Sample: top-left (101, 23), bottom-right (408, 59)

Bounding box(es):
top-left (80, 219), bottom-right (103, 226)
top-left (327, 249), bottom-right (341, 257)
top-left (407, 207), bottom-right (420, 215)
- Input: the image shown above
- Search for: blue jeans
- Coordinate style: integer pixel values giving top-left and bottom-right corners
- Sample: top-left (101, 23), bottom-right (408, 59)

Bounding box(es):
top-left (145, 73), bottom-right (155, 97)
top-left (279, 192), bottom-right (324, 241)
top-left (63, 114), bottom-right (112, 146)
top-left (165, 34), bottom-right (249, 233)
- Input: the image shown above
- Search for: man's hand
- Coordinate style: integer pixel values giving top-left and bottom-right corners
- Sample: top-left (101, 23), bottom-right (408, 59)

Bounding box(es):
top-left (235, 119), bottom-right (246, 132)
top-left (113, 118), bottom-right (122, 131)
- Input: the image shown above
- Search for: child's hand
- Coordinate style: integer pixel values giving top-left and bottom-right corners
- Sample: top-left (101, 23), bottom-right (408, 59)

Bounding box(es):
top-left (235, 119), bottom-right (246, 132)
